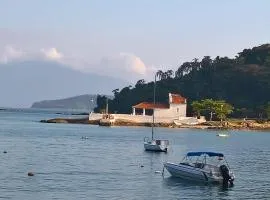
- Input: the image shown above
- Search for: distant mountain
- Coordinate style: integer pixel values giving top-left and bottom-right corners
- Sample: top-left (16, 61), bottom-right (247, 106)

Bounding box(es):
top-left (0, 61), bottom-right (129, 108)
top-left (31, 94), bottom-right (112, 110)
top-left (31, 94), bottom-right (97, 110)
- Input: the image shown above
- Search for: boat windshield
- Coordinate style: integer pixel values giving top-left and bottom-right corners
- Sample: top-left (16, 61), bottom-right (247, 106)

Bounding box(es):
top-left (182, 152), bottom-right (227, 167)
top-left (187, 152), bottom-right (224, 157)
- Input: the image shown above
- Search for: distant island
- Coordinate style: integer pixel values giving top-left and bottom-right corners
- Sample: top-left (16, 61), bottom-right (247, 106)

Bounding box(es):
top-left (31, 94), bottom-right (98, 110)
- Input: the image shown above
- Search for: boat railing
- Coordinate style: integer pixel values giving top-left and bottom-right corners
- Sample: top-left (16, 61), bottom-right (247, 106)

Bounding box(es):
top-left (144, 137), bottom-right (150, 143)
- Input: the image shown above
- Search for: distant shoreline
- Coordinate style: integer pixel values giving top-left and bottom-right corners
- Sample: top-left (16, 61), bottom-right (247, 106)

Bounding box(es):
top-left (40, 117), bottom-right (270, 130)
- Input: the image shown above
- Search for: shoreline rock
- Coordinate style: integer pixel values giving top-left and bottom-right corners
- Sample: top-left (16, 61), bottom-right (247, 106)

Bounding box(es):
top-left (40, 117), bottom-right (270, 130)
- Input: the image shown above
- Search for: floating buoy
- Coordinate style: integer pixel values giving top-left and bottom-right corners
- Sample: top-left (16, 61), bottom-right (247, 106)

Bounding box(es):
top-left (155, 170), bottom-right (162, 174)
top-left (140, 165), bottom-right (144, 168)
top-left (28, 172), bottom-right (34, 176)
top-left (3, 151), bottom-right (7, 153)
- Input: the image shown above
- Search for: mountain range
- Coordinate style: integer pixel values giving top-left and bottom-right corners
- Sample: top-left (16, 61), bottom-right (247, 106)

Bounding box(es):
top-left (0, 61), bottom-right (128, 108)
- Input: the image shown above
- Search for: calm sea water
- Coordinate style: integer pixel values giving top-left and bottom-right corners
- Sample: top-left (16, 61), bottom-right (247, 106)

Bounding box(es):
top-left (0, 109), bottom-right (270, 200)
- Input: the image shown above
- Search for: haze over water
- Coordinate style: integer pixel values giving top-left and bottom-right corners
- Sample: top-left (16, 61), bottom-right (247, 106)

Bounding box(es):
top-left (0, 109), bottom-right (270, 199)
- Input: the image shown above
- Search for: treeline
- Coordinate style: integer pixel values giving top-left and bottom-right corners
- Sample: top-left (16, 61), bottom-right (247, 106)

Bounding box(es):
top-left (95, 44), bottom-right (270, 119)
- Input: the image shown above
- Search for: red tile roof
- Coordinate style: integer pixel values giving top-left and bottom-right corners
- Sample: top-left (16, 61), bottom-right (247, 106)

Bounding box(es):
top-left (170, 93), bottom-right (186, 104)
top-left (132, 102), bottom-right (169, 109)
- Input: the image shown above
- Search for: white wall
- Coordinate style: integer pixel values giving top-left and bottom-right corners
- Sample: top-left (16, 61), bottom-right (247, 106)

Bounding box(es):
top-left (89, 113), bottom-right (103, 120)
top-left (89, 103), bottom-right (187, 124)
top-left (89, 113), bottom-right (175, 123)
top-left (154, 103), bottom-right (186, 118)
top-left (169, 103), bottom-right (186, 117)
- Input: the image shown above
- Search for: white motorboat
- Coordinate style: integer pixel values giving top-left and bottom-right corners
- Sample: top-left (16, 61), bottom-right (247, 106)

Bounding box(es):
top-left (164, 152), bottom-right (235, 186)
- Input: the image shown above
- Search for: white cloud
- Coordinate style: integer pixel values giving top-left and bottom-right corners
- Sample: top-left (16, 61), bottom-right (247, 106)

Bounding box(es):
top-left (0, 46), bottom-right (64, 63)
top-left (119, 53), bottom-right (146, 75)
top-left (40, 48), bottom-right (63, 60)
top-left (82, 52), bottom-right (152, 82)
top-left (0, 44), bottom-right (152, 82)
top-left (0, 45), bottom-right (24, 63)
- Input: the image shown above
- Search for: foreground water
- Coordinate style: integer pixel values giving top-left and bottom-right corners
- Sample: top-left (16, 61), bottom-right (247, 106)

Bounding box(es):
top-left (0, 109), bottom-right (270, 199)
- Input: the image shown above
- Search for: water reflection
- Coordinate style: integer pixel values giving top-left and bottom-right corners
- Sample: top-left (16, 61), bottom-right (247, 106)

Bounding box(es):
top-left (163, 176), bottom-right (233, 199)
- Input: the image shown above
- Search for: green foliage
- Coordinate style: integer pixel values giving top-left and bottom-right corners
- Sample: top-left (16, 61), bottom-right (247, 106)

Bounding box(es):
top-left (135, 79), bottom-right (145, 87)
top-left (94, 95), bottom-right (107, 113)
top-left (191, 99), bottom-right (233, 121)
top-left (265, 102), bottom-right (270, 119)
top-left (95, 44), bottom-right (270, 117)
top-left (191, 101), bottom-right (204, 117)
top-left (156, 70), bottom-right (174, 80)
top-left (201, 99), bottom-right (216, 121)
top-left (214, 101), bottom-right (234, 121)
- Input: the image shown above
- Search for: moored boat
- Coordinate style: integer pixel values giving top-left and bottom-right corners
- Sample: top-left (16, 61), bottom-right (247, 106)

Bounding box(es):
top-left (144, 137), bottom-right (169, 152)
top-left (217, 133), bottom-right (230, 137)
top-left (143, 74), bottom-right (169, 152)
top-left (164, 152), bottom-right (235, 186)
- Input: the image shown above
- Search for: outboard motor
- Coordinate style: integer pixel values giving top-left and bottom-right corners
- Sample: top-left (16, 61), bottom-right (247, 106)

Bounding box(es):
top-left (220, 165), bottom-right (234, 186)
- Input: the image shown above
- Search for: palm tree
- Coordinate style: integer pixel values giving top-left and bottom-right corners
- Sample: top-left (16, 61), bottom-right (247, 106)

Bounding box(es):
top-left (156, 70), bottom-right (164, 80)
top-left (165, 70), bottom-right (174, 79)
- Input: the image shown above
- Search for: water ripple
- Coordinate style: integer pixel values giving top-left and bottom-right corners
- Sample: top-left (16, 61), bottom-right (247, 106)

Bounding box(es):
top-left (1, 111), bottom-right (270, 199)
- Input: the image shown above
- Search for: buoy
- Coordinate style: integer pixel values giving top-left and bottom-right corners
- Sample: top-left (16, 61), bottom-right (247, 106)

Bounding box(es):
top-left (140, 165), bottom-right (144, 168)
top-left (3, 151), bottom-right (7, 153)
top-left (28, 172), bottom-right (34, 176)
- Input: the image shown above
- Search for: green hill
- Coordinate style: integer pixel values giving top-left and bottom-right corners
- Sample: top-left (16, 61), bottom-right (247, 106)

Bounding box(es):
top-left (95, 44), bottom-right (270, 118)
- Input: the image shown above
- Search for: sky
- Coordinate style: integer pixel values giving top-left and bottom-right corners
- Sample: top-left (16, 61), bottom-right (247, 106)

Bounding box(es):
top-left (1, 0), bottom-right (270, 82)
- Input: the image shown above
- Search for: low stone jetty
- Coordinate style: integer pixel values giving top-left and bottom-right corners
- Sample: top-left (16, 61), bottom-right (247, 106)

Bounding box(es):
top-left (40, 117), bottom-right (270, 130)
top-left (40, 117), bottom-right (99, 125)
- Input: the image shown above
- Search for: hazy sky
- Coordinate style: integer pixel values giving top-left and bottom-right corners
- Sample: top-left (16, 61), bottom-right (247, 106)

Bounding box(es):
top-left (1, 0), bottom-right (270, 81)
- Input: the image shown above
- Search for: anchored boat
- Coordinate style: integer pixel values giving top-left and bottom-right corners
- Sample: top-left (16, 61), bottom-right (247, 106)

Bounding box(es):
top-left (144, 137), bottom-right (169, 152)
top-left (143, 74), bottom-right (169, 152)
top-left (164, 152), bottom-right (235, 186)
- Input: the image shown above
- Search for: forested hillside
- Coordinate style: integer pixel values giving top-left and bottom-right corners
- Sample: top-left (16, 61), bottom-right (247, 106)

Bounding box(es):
top-left (95, 44), bottom-right (270, 118)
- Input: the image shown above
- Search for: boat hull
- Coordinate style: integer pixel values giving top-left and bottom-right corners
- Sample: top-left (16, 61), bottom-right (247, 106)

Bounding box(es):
top-left (144, 143), bottom-right (167, 152)
top-left (164, 162), bottom-right (223, 183)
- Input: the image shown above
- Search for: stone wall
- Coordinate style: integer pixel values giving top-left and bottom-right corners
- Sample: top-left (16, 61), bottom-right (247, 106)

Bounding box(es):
top-left (89, 113), bottom-right (177, 123)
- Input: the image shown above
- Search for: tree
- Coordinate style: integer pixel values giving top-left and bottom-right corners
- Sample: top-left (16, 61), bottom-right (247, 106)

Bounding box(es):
top-left (191, 58), bottom-right (201, 71)
top-left (265, 102), bottom-right (270, 119)
top-left (112, 88), bottom-right (119, 96)
top-left (191, 101), bottom-right (204, 118)
top-left (175, 62), bottom-right (193, 78)
top-left (156, 70), bottom-right (164, 80)
top-left (135, 79), bottom-right (145, 87)
top-left (214, 101), bottom-right (234, 121)
top-left (201, 56), bottom-right (212, 69)
top-left (165, 70), bottom-right (174, 79)
top-left (94, 95), bottom-right (107, 113)
top-left (193, 99), bottom-right (233, 121)
top-left (201, 99), bottom-right (216, 121)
